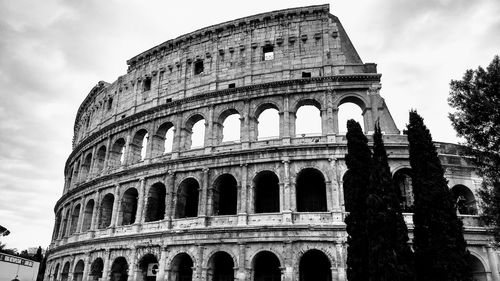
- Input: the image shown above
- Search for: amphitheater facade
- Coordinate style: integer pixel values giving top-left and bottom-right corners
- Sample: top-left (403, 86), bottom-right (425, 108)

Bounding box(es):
top-left (46, 4), bottom-right (500, 281)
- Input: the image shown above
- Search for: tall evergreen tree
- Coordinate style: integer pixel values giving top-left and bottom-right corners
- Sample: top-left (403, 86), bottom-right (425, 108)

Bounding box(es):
top-left (367, 123), bottom-right (415, 281)
top-left (344, 119), bottom-right (371, 281)
top-left (407, 110), bottom-right (471, 281)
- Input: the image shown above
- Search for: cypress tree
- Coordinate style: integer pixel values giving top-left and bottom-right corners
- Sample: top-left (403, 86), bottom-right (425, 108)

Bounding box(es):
top-left (407, 110), bottom-right (471, 281)
top-left (344, 119), bottom-right (371, 281)
top-left (367, 123), bottom-right (415, 281)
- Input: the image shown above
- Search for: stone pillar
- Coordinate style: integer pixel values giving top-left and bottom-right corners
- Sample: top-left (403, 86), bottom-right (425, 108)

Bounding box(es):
top-left (90, 191), bottom-right (101, 231)
top-left (122, 130), bottom-right (132, 165)
top-left (102, 249), bottom-right (111, 281)
top-left (171, 116), bottom-right (183, 159)
top-left (282, 95), bottom-right (291, 144)
top-left (336, 243), bottom-right (346, 281)
top-left (488, 245), bottom-right (500, 281)
top-left (329, 158), bottom-right (341, 211)
top-left (332, 107), bottom-right (339, 135)
top-left (129, 247), bottom-right (138, 281)
top-left (165, 171), bottom-right (176, 227)
top-left (65, 202), bottom-right (75, 237)
top-left (102, 136), bottom-right (112, 172)
top-left (237, 243), bottom-right (247, 281)
top-left (157, 247), bottom-right (168, 281)
top-left (111, 184), bottom-right (121, 228)
top-left (283, 241), bottom-right (294, 281)
top-left (76, 197), bottom-right (86, 233)
top-left (136, 178), bottom-right (146, 224)
top-left (282, 159), bottom-right (293, 224)
top-left (82, 255), bottom-right (90, 281)
top-left (199, 168), bottom-right (210, 224)
top-left (205, 106), bottom-right (214, 153)
top-left (195, 244), bottom-right (204, 281)
top-left (238, 164), bottom-right (248, 225)
top-left (88, 145), bottom-right (97, 178)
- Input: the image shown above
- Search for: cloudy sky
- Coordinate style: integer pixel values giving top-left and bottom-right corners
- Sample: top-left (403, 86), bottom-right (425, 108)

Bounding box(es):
top-left (0, 0), bottom-right (498, 251)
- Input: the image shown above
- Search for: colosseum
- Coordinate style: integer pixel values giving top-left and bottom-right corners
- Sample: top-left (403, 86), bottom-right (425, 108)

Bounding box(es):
top-left (46, 4), bottom-right (500, 281)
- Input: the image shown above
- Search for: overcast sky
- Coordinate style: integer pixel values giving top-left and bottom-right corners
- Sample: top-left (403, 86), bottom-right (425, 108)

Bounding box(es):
top-left (0, 0), bottom-right (498, 251)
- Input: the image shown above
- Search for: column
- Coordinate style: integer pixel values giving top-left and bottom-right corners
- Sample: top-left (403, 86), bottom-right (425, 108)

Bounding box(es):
top-left (130, 247), bottom-right (139, 281)
top-left (282, 159), bottom-right (293, 224)
top-left (325, 90), bottom-right (336, 138)
top-left (195, 244), bottom-right (204, 281)
top-left (65, 202), bottom-right (75, 237)
top-left (327, 157), bottom-right (339, 212)
top-left (90, 191), bottom-right (101, 231)
top-left (102, 136), bottom-right (112, 172)
top-left (240, 101), bottom-right (250, 149)
top-left (76, 197), bottom-right (86, 233)
top-left (282, 95), bottom-right (291, 144)
top-left (102, 249), bottom-right (111, 281)
top-left (88, 145), bottom-right (97, 178)
top-left (205, 106), bottom-right (214, 153)
top-left (238, 164), bottom-right (248, 225)
top-left (332, 107), bottom-right (339, 135)
top-left (136, 178), bottom-right (146, 224)
top-left (283, 241), bottom-right (293, 281)
top-left (157, 247), bottom-right (168, 281)
top-left (122, 130), bottom-right (132, 165)
top-left (237, 243), bottom-right (247, 281)
top-left (336, 243), bottom-right (346, 281)
top-left (488, 246), bottom-right (500, 281)
top-left (82, 255), bottom-right (91, 281)
top-left (171, 116), bottom-right (183, 159)
top-left (199, 168), bottom-right (210, 225)
top-left (165, 171), bottom-right (176, 227)
top-left (111, 184), bottom-right (121, 228)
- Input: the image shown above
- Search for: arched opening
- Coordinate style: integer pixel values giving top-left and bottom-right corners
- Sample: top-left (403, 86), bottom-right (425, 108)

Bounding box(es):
top-left (253, 251), bottom-right (281, 281)
top-left (73, 260), bottom-right (85, 281)
top-left (110, 138), bottom-right (126, 167)
top-left (170, 253), bottom-right (193, 281)
top-left (61, 262), bottom-right (70, 281)
top-left (299, 250), bottom-right (332, 281)
top-left (186, 115), bottom-right (206, 149)
top-left (338, 97), bottom-right (365, 133)
top-left (393, 168), bottom-right (414, 212)
top-left (468, 255), bottom-right (487, 281)
top-left (145, 183), bottom-right (166, 222)
top-left (119, 188), bottom-right (139, 225)
top-left (175, 178), bottom-right (200, 218)
top-left (212, 174), bottom-right (238, 216)
top-left (53, 264), bottom-right (60, 281)
top-left (138, 254), bottom-right (159, 281)
top-left (61, 209), bottom-right (70, 237)
top-left (221, 112), bottom-right (241, 142)
top-left (82, 199), bottom-right (94, 232)
top-left (69, 204), bottom-right (81, 235)
top-left (98, 193), bottom-right (114, 229)
top-left (296, 168), bottom-right (327, 212)
top-left (451, 185), bottom-right (478, 215)
top-left (207, 251), bottom-right (234, 281)
top-left (257, 108), bottom-right (279, 140)
top-left (152, 122), bottom-right (174, 156)
top-left (254, 171), bottom-right (280, 213)
top-left (130, 129), bottom-right (149, 163)
top-left (295, 104), bottom-right (322, 136)
top-left (95, 146), bottom-right (106, 172)
top-left (90, 258), bottom-right (104, 281)
top-left (80, 153), bottom-right (92, 180)
top-left (110, 257), bottom-right (129, 281)
top-left (53, 211), bottom-right (61, 240)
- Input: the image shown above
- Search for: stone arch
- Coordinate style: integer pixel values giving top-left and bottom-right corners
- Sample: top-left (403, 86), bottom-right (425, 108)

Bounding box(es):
top-left (169, 253), bottom-right (194, 281)
top-left (294, 99), bottom-right (322, 136)
top-left (216, 108), bottom-right (242, 143)
top-left (255, 103), bottom-right (280, 140)
top-left (296, 168), bottom-right (327, 212)
top-left (337, 95), bottom-right (367, 133)
top-left (69, 203), bottom-right (81, 235)
top-left (94, 145), bottom-right (107, 172)
top-left (212, 174), bottom-right (238, 216)
top-left (109, 138), bottom-right (126, 167)
top-left (451, 184), bottom-right (478, 215)
top-left (185, 114), bottom-right (206, 149)
top-left (130, 129), bottom-right (149, 163)
top-left (468, 252), bottom-right (488, 281)
top-left (110, 256), bottom-right (129, 281)
top-left (73, 259), bottom-right (85, 281)
top-left (119, 187), bottom-right (139, 225)
top-left (89, 257), bottom-right (104, 281)
top-left (80, 153), bottom-right (92, 180)
top-left (299, 249), bottom-right (332, 281)
top-left (152, 121), bottom-right (175, 156)
top-left (206, 251), bottom-right (235, 281)
top-left (144, 182), bottom-right (166, 222)
top-left (253, 170), bottom-right (280, 213)
top-left (138, 253), bottom-right (159, 281)
top-left (251, 250), bottom-right (282, 281)
top-left (175, 178), bottom-right (200, 218)
top-left (61, 261), bottom-right (71, 281)
top-left (98, 193), bottom-right (115, 229)
top-left (82, 199), bottom-right (94, 232)
top-left (393, 168), bottom-right (414, 211)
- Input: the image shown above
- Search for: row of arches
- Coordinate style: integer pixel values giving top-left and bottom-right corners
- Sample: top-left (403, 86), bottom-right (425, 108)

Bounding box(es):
top-left (67, 98), bottom-right (369, 190)
top-left (50, 249), bottom-right (334, 281)
top-left (54, 166), bottom-right (479, 240)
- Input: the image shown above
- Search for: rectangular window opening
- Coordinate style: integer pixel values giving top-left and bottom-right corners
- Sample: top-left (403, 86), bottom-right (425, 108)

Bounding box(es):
top-left (166, 98), bottom-right (172, 103)
top-left (107, 98), bottom-right (113, 111)
top-left (262, 45), bottom-right (274, 61)
top-left (302, 72), bottom-right (312, 78)
top-left (194, 60), bottom-right (204, 75)
top-left (228, 83), bottom-right (236, 89)
top-left (143, 77), bottom-right (152, 92)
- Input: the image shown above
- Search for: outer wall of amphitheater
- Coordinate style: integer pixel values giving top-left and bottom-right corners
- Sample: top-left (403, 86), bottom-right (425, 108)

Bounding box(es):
top-left (46, 4), bottom-right (500, 281)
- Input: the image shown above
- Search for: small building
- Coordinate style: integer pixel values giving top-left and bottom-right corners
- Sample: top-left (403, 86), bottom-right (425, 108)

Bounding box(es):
top-left (0, 253), bottom-right (40, 281)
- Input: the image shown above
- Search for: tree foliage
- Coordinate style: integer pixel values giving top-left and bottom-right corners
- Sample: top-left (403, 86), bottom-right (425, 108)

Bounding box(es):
top-left (448, 55), bottom-right (500, 241)
top-left (407, 110), bottom-right (471, 281)
top-left (344, 119), bottom-right (371, 281)
top-left (366, 123), bottom-right (415, 281)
